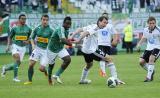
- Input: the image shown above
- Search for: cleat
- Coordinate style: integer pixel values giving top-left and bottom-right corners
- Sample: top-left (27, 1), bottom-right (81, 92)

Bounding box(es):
top-left (99, 69), bottom-right (106, 77)
top-left (52, 75), bottom-right (63, 84)
top-left (144, 78), bottom-right (152, 82)
top-left (24, 81), bottom-right (32, 85)
top-left (79, 79), bottom-right (91, 84)
top-left (13, 78), bottom-right (21, 82)
top-left (1, 66), bottom-right (6, 77)
top-left (116, 79), bottom-right (125, 85)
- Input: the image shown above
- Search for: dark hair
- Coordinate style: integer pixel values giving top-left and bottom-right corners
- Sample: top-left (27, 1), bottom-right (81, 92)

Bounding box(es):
top-left (63, 16), bottom-right (71, 23)
top-left (19, 14), bottom-right (26, 19)
top-left (97, 16), bottom-right (108, 25)
top-left (147, 16), bottom-right (156, 23)
top-left (41, 14), bottom-right (49, 20)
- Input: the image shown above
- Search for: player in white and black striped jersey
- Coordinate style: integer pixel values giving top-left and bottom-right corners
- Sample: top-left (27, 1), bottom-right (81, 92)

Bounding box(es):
top-left (71, 16), bottom-right (125, 84)
top-left (136, 16), bottom-right (160, 82)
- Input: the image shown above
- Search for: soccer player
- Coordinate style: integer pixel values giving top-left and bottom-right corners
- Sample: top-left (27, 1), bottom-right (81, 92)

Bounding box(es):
top-left (47, 16), bottom-right (72, 85)
top-left (98, 12), bottom-right (119, 77)
top-left (136, 16), bottom-right (160, 82)
top-left (1, 14), bottom-right (32, 82)
top-left (24, 15), bottom-right (53, 85)
top-left (71, 16), bottom-right (125, 84)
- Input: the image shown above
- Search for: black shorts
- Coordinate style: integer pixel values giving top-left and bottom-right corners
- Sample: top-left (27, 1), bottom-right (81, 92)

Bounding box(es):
top-left (82, 50), bottom-right (105, 63)
top-left (98, 45), bottom-right (111, 56)
top-left (141, 48), bottom-right (160, 63)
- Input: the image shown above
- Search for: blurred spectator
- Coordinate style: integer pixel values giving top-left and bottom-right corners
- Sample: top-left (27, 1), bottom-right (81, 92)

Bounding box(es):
top-left (0, 0), bottom-right (11, 12)
top-left (105, 0), bottom-right (111, 4)
top-left (150, 0), bottom-right (156, 12)
top-left (123, 20), bottom-right (133, 53)
top-left (88, 0), bottom-right (96, 8)
top-left (140, 0), bottom-right (145, 8)
top-left (31, 0), bottom-right (39, 11)
top-left (0, 0), bottom-right (6, 10)
top-left (18, 0), bottom-right (24, 11)
top-left (57, 0), bottom-right (62, 13)
top-left (42, 0), bottom-right (48, 13)
top-left (128, 0), bottom-right (133, 14)
top-left (50, 0), bottom-right (58, 12)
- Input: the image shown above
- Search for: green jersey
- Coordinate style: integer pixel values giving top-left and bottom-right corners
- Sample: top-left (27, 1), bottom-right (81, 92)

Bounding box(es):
top-left (30, 25), bottom-right (53, 49)
top-left (10, 24), bottom-right (32, 47)
top-left (48, 26), bottom-right (69, 53)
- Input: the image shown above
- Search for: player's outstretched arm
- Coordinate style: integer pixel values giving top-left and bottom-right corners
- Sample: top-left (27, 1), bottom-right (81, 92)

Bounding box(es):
top-left (72, 31), bottom-right (90, 44)
top-left (69, 28), bottom-right (83, 39)
top-left (136, 37), bottom-right (146, 50)
top-left (111, 33), bottom-right (119, 47)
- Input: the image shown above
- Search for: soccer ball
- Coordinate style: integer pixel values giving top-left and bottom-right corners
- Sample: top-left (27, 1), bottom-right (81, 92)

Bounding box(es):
top-left (107, 77), bottom-right (118, 88)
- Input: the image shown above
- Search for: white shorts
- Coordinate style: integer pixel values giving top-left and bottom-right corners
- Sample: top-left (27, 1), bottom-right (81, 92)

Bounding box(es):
top-left (11, 44), bottom-right (26, 61)
top-left (30, 47), bottom-right (48, 66)
top-left (47, 48), bottom-right (69, 64)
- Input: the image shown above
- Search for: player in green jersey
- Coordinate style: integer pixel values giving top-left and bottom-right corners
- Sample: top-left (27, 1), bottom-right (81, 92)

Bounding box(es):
top-left (24, 15), bottom-right (53, 85)
top-left (47, 16), bottom-right (73, 85)
top-left (1, 14), bottom-right (32, 82)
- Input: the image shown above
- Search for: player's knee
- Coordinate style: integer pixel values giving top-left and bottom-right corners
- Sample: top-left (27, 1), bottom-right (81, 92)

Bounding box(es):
top-left (29, 60), bottom-right (36, 67)
top-left (39, 66), bottom-right (45, 72)
top-left (149, 55), bottom-right (156, 64)
top-left (16, 60), bottom-right (21, 66)
top-left (105, 55), bottom-right (113, 62)
top-left (139, 60), bottom-right (145, 67)
top-left (64, 57), bottom-right (71, 65)
top-left (86, 62), bottom-right (93, 69)
top-left (149, 58), bottom-right (155, 64)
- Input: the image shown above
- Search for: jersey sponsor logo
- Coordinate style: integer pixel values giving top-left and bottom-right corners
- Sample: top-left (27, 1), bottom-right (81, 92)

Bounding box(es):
top-left (15, 36), bottom-right (27, 41)
top-left (102, 31), bottom-right (108, 36)
top-left (149, 38), bottom-right (155, 44)
top-left (37, 37), bottom-right (48, 43)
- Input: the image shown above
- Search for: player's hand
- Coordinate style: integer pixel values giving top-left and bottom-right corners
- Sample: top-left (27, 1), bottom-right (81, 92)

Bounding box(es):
top-left (5, 45), bottom-right (11, 53)
top-left (71, 38), bottom-right (81, 44)
top-left (68, 38), bottom-right (76, 42)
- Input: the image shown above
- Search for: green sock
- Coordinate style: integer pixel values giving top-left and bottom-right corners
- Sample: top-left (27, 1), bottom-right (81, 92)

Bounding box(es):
top-left (5, 63), bottom-right (14, 71)
top-left (48, 64), bottom-right (54, 80)
top-left (28, 67), bottom-right (34, 82)
top-left (13, 63), bottom-right (19, 78)
top-left (55, 67), bottom-right (64, 76)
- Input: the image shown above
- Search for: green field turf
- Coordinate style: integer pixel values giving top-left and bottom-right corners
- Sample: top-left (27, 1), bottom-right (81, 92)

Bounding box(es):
top-left (0, 52), bottom-right (160, 98)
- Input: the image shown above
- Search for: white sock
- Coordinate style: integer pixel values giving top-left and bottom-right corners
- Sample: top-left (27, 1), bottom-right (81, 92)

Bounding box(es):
top-left (99, 61), bottom-right (106, 74)
top-left (147, 64), bottom-right (154, 79)
top-left (80, 68), bottom-right (89, 81)
top-left (143, 63), bottom-right (149, 71)
top-left (107, 63), bottom-right (118, 79)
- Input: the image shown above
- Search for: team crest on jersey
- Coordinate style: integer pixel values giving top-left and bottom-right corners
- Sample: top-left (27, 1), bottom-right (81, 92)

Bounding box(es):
top-left (102, 31), bottom-right (108, 36)
top-left (149, 38), bottom-right (155, 44)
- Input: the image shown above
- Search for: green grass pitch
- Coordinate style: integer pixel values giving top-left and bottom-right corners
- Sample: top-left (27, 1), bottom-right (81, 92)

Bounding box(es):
top-left (0, 52), bottom-right (160, 98)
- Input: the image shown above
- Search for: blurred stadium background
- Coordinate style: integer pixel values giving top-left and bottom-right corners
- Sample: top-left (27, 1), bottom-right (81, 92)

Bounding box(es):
top-left (0, 0), bottom-right (160, 54)
top-left (1, 1), bottom-right (160, 98)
